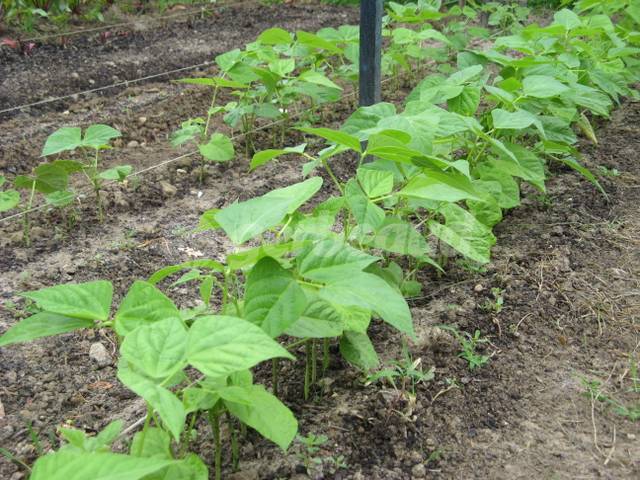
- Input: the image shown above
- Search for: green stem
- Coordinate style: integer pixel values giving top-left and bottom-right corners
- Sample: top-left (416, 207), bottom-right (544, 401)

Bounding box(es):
top-left (322, 338), bottom-right (330, 373)
top-left (228, 413), bottom-right (239, 472)
top-left (209, 410), bottom-right (222, 480)
top-left (311, 339), bottom-right (317, 386)
top-left (304, 340), bottom-right (311, 401)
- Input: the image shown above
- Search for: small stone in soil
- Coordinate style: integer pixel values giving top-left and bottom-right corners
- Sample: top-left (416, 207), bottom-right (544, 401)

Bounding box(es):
top-left (411, 463), bottom-right (426, 478)
top-left (160, 181), bottom-right (178, 197)
top-left (89, 342), bottom-right (112, 368)
top-left (127, 140), bottom-right (140, 148)
top-left (0, 397), bottom-right (5, 419)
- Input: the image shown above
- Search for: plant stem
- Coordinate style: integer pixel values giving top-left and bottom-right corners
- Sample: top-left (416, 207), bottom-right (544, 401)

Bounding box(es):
top-left (322, 338), bottom-right (330, 373)
top-left (304, 340), bottom-right (311, 401)
top-left (209, 409), bottom-right (222, 480)
top-left (23, 181), bottom-right (36, 247)
top-left (311, 339), bottom-right (317, 386)
top-left (228, 413), bottom-right (239, 472)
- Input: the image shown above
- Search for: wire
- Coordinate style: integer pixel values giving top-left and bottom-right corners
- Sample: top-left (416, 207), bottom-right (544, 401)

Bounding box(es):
top-left (1, 1), bottom-right (252, 44)
top-left (0, 61), bottom-right (216, 116)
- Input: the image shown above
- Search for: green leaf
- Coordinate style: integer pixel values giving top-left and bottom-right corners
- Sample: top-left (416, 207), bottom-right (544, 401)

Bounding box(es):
top-left (243, 257), bottom-right (308, 337)
top-left (491, 108), bottom-right (545, 137)
top-left (320, 272), bottom-right (413, 335)
top-left (257, 27), bottom-right (293, 45)
top-left (227, 242), bottom-right (306, 271)
top-left (522, 75), bottom-right (569, 98)
top-left (297, 239), bottom-right (378, 282)
top-left (32, 163), bottom-right (69, 194)
top-left (475, 163), bottom-right (521, 209)
top-left (45, 190), bottom-right (75, 207)
top-left (130, 428), bottom-right (171, 458)
top-left (30, 451), bottom-right (175, 480)
top-left (285, 298), bottom-right (344, 338)
top-left (399, 167), bottom-right (482, 202)
top-left (148, 260), bottom-right (224, 284)
top-left (298, 127), bottom-right (362, 152)
top-left (0, 312), bottom-right (93, 347)
top-left (225, 385), bottom-right (298, 451)
top-left (22, 281), bottom-right (113, 321)
top-left (98, 165), bottom-right (133, 182)
top-left (0, 189), bottom-right (20, 212)
top-left (42, 127), bottom-right (82, 156)
top-left (428, 204), bottom-right (496, 264)
top-left (114, 281), bottom-right (181, 336)
top-left (83, 125), bottom-right (122, 149)
top-left (250, 144), bottom-right (306, 171)
top-left (339, 331), bottom-right (379, 370)
top-left (552, 8), bottom-right (582, 31)
top-left (215, 177), bottom-right (323, 244)
top-left (345, 179), bottom-right (385, 233)
top-left (299, 70), bottom-right (342, 91)
top-left (296, 30), bottom-right (343, 54)
top-left (364, 217), bottom-right (431, 260)
top-left (447, 86), bottom-right (481, 116)
top-left (117, 362), bottom-right (186, 441)
top-left (176, 77), bottom-right (249, 89)
top-left (186, 315), bottom-right (294, 379)
top-left (198, 133), bottom-right (234, 163)
top-left (356, 168), bottom-right (394, 198)
top-left (342, 102), bottom-right (397, 139)
top-left (120, 319), bottom-right (188, 380)
top-left (491, 141), bottom-right (546, 191)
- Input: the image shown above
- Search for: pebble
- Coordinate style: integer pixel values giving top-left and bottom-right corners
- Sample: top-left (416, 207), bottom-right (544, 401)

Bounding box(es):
top-left (0, 397), bottom-right (5, 419)
top-left (89, 342), bottom-right (112, 368)
top-left (160, 181), bottom-right (178, 197)
top-left (474, 283), bottom-right (484, 292)
top-left (411, 463), bottom-right (426, 478)
top-left (127, 140), bottom-right (140, 148)
top-left (71, 72), bottom-right (79, 79)
top-left (137, 116), bottom-right (147, 125)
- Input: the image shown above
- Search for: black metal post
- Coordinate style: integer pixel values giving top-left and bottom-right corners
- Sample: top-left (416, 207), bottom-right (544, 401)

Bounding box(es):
top-left (359, 0), bottom-right (383, 107)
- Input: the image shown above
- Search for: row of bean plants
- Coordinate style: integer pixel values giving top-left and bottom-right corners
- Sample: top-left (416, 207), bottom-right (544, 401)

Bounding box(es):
top-left (1, 0), bottom-right (639, 479)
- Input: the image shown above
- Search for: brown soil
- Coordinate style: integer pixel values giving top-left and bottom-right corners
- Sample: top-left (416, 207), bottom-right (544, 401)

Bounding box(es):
top-left (1, 3), bottom-right (639, 480)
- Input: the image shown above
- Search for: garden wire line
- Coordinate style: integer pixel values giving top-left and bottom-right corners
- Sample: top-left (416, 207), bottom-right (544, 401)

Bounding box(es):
top-left (0, 0), bottom-right (254, 44)
top-left (0, 77), bottom-right (397, 225)
top-left (0, 61), bottom-right (216, 116)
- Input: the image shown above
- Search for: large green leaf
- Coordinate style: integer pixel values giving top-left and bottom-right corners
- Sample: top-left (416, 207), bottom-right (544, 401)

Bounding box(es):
top-left (356, 168), bottom-right (394, 198)
top-left (298, 127), bottom-right (362, 152)
top-left (117, 362), bottom-right (186, 441)
top-left (522, 75), bottom-right (569, 98)
top-left (22, 281), bottom-right (113, 321)
top-left (30, 451), bottom-right (175, 480)
top-left (198, 133), bottom-right (234, 162)
top-left (364, 217), bottom-right (431, 260)
top-left (475, 163), bottom-right (521, 209)
top-left (399, 167), bottom-right (482, 202)
top-left (215, 177), bottom-right (323, 244)
top-left (120, 319), bottom-right (188, 380)
top-left (186, 315), bottom-right (293, 378)
top-left (319, 272), bottom-right (413, 335)
top-left (297, 239), bottom-right (378, 282)
top-left (250, 144), bottom-right (306, 171)
top-left (42, 127), bottom-right (82, 156)
top-left (243, 257), bottom-right (307, 337)
top-left (428, 204), bottom-right (496, 264)
top-left (0, 189), bottom-right (20, 212)
top-left (257, 27), bottom-right (293, 45)
top-left (225, 385), bottom-right (297, 451)
top-left (491, 108), bottom-right (545, 138)
top-left (345, 179), bottom-right (386, 233)
top-left (339, 331), bottom-right (379, 370)
top-left (285, 298), bottom-right (344, 338)
top-left (490, 141), bottom-right (546, 191)
top-left (342, 102), bottom-right (397, 139)
top-left (115, 281), bottom-right (181, 336)
top-left (0, 312), bottom-right (93, 347)
top-left (83, 125), bottom-right (122, 149)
